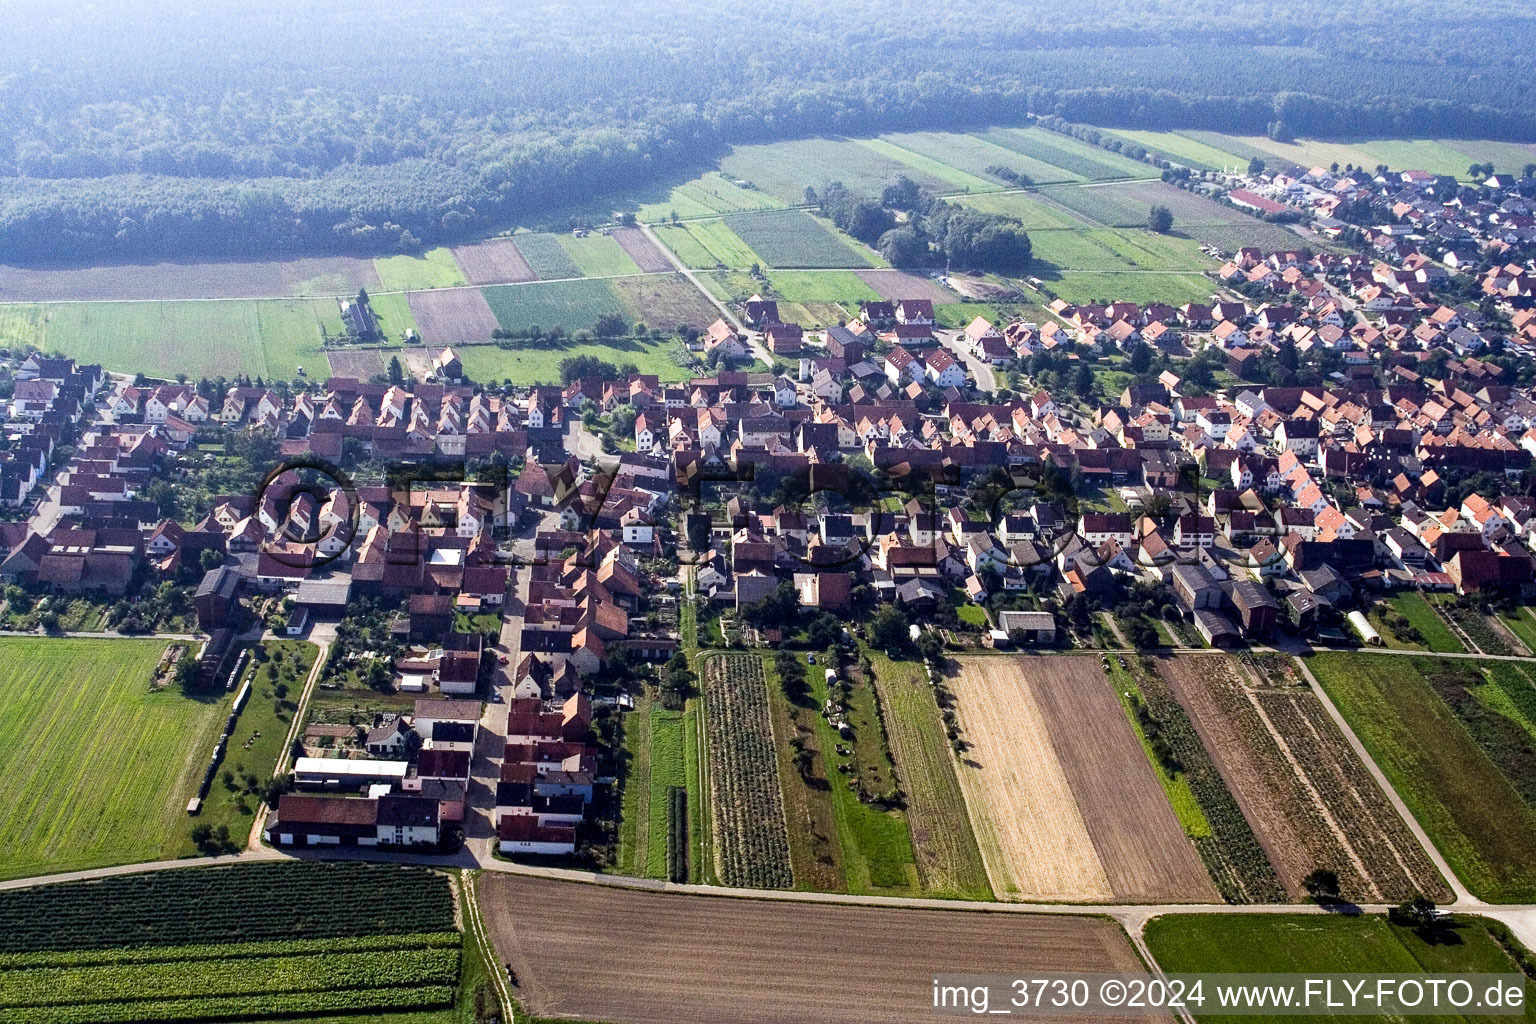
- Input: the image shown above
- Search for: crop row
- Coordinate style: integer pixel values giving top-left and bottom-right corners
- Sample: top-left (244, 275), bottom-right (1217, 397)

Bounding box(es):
top-left (1201, 662), bottom-right (1369, 899)
top-left (0, 931), bottom-right (461, 972)
top-left (0, 862), bottom-right (454, 953)
top-left (0, 947), bottom-right (460, 1009)
top-left (704, 655), bottom-right (794, 889)
top-left (1442, 603), bottom-right (1511, 655)
top-left (0, 984), bottom-right (456, 1024)
top-left (1136, 660), bottom-right (1285, 903)
top-left (1260, 692), bottom-right (1441, 902)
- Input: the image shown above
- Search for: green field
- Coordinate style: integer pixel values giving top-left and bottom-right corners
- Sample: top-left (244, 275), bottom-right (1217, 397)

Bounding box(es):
top-left (878, 131), bottom-right (1069, 186)
top-left (677, 220), bottom-right (764, 269)
top-left (373, 247), bottom-right (468, 291)
top-left (0, 638), bottom-right (232, 881)
top-left (724, 209), bottom-right (874, 268)
top-left (1146, 913), bottom-right (1536, 1024)
top-left (766, 270), bottom-right (881, 304)
top-left (482, 278), bottom-right (627, 332)
top-left (635, 170), bottom-right (786, 222)
top-left (366, 291), bottom-right (421, 343)
top-left (652, 224), bottom-right (724, 268)
top-left (32, 298), bottom-right (331, 379)
top-left (1385, 592), bottom-right (1466, 653)
top-left (856, 138), bottom-right (1001, 193)
top-left (1307, 652), bottom-right (1536, 902)
top-left (644, 706), bottom-right (689, 878)
top-left (1028, 228), bottom-right (1206, 274)
top-left (1111, 130), bottom-right (1234, 171)
top-left (1046, 272), bottom-right (1214, 306)
top-left (868, 653), bottom-right (991, 899)
top-left (0, 861), bottom-right (471, 1024)
top-left (720, 137), bottom-right (953, 204)
top-left (454, 335), bottom-right (691, 386)
top-left (956, 190), bottom-right (1085, 230)
top-left (980, 127), bottom-right (1152, 180)
top-left (556, 233), bottom-right (643, 277)
top-left (511, 233), bottom-right (584, 280)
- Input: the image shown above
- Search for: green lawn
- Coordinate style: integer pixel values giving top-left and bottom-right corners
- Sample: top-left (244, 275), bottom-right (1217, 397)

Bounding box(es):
top-left (373, 247), bottom-right (469, 291)
top-left (809, 656), bottom-right (919, 894)
top-left (681, 220), bottom-right (764, 269)
top-left (1146, 913), bottom-right (1536, 1024)
top-left (556, 233), bottom-right (643, 278)
top-left (367, 291), bottom-right (420, 343)
top-left (0, 638), bottom-right (234, 881)
top-left (1498, 606), bottom-right (1536, 654)
top-left (652, 224), bottom-right (723, 268)
top-left (1388, 592), bottom-right (1466, 653)
top-left (765, 270), bottom-right (881, 304)
top-left (1307, 652), bottom-right (1536, 902)
top-left (956, 190), bottom-right (1086, 229)
top-left (37, 298), bottom-right (330, 379)
top-left (616, 696), bottom-right (651, 875)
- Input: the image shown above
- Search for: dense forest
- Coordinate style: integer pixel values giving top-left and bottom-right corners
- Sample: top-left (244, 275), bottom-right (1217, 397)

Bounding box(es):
top-left (5, 0), bottom-right (1536, 263)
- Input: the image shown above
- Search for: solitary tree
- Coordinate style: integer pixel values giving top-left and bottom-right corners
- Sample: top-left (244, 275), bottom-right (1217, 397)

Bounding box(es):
top-left (1302, 868), bottom-right (1341, 901)
top-left (387, 355), bottom-right (404, 385)
top-left (1247, 157), bottom-right (1266, 176)
top-left (1147, 204), bottom-right (1174, 234)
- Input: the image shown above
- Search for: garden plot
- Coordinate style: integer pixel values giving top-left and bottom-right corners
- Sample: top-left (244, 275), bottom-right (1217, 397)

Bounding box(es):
top-left (1158, 654), bottom-right (1448, 903)
top-left (701, 653), bottom-right (794, 889)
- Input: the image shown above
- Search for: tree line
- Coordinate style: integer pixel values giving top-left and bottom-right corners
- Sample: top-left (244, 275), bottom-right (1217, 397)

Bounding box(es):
top-left (4, 0), bottom-right (1536, 263)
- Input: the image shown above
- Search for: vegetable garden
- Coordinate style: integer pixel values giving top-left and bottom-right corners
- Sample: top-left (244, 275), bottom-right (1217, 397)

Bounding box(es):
top-left (702, 653), bottom-right (794, 889)
top-left (0, 862), bottom-right (464, 1023)
top-left (1129, 657), bottom-right (1285, 903)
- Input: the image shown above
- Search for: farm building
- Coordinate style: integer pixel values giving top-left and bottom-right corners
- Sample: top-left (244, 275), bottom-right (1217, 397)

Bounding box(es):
top-left (293, 756), bottom-right (409, 791)
top-left (997, 610), bottom-right (1056, 645)
top-left (1193, 609), bottom-right (1241, 647)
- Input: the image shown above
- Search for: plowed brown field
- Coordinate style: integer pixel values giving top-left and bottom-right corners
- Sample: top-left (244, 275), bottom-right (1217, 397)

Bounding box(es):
top-left (405, 288), bottom-right (500, 342)
top-left (613, 228), bottom-right (675, 272)
top-left (480, 874), bottom-right (1158, 1024)
top-left (949, 655), bottom-right (1216, 903)
top-left (855, 268), bottom-right (954, 303)
top-left (451, 239), bottom-right (538, 285)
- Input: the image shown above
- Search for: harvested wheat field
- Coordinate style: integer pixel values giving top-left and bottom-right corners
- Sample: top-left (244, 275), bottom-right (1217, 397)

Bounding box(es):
top-left (451, 239), bottom-right (538, 285)
top-left (612, 227), bottom-right (675, 272)
top-left (855, 268), bottom-right (954, 303)
top-left (1158, 653), bottom-right (1448, 903)
top-left (949, 655), bottom-right (1216, 903)
top-left (480, 874), bottom-right (1159, 1024)
top-left (405, 287), bottom-right (500, 342)
top-left (324, 347), bottom-right (388, 379)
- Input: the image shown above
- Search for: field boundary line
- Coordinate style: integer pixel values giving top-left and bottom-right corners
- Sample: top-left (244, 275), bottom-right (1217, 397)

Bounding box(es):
top-left (1289, 655), bottom-right (1475, 904)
